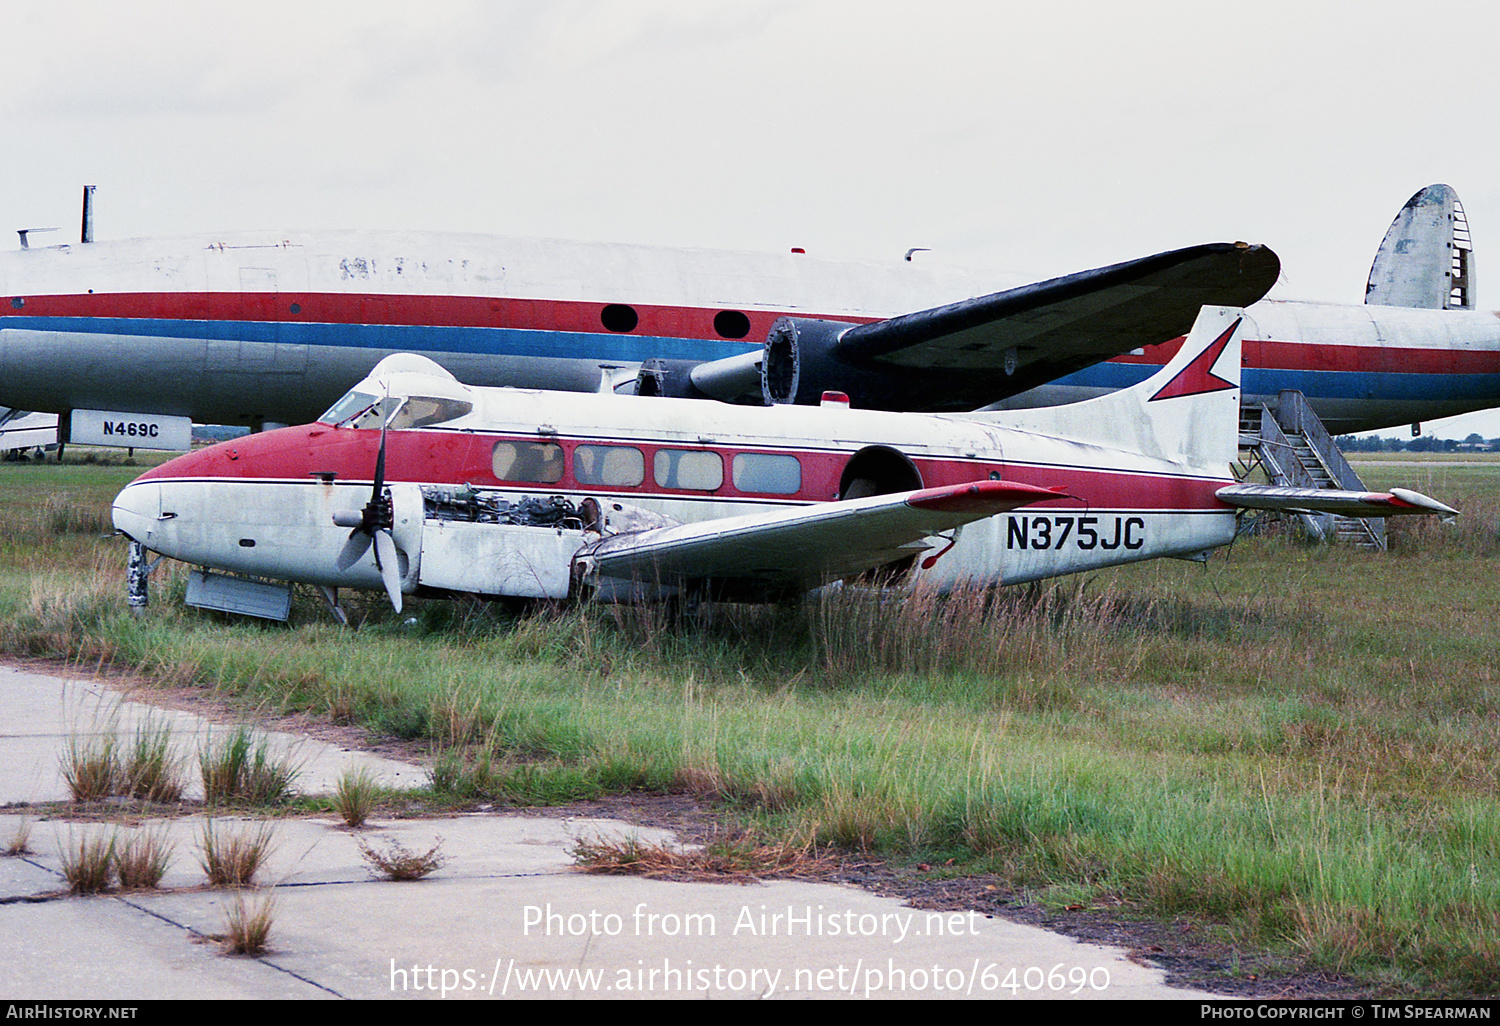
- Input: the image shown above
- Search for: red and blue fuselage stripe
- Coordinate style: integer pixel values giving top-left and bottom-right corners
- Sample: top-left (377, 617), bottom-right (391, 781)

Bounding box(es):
top-left (9, 291), bottom-right (1500, 403)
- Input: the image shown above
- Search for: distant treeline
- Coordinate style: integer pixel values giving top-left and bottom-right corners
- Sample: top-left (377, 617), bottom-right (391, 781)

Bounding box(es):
top-left (1336, 433), bottom-right (1500, 453)
top-left (192, 425), bottom-right (252, 442)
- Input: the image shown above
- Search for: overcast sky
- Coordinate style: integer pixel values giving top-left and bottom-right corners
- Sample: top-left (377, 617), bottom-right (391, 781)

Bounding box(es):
top-left (4, 0), bottom-right (1498, 437)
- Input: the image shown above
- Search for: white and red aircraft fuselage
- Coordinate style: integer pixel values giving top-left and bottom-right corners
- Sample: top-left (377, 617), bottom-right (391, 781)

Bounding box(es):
top-left (110, 307), bottom-right (1456, 616)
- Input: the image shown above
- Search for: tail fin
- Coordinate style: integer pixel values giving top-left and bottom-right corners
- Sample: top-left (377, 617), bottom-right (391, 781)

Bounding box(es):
top-left (1366, 184), bottom-right (1475, 310)
top-left (966, 305), bottom-right (1244, 472)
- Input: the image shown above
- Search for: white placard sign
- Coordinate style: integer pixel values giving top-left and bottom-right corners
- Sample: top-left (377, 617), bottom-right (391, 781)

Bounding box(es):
top-left (70, 409), bottom-right (193, 451)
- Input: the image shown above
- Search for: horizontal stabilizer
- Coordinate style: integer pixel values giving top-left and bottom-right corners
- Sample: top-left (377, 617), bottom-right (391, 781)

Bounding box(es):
top-left (1216, 483), bottom-right (1459, 519)
top-left (579, 479), bottom-right (1066, 595)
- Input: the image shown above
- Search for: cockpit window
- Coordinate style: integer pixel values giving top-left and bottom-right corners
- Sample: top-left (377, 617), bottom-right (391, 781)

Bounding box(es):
top-left (347, 397), bottom-right (403, 430)
top-left (319, 392), bottom-right (472, 430)
top-left (319, 390), bottom-right (379, 426)
top-left (387, 396), bottom-right (473, 429)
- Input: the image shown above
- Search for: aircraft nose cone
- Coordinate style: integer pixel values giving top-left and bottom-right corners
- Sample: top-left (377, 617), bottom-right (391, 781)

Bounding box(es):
top-left (112, 482), bottom-right (161, 545)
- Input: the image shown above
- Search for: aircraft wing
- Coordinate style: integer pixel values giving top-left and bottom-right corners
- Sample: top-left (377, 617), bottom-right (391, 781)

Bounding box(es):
top-left (577, 479), bottom-right (1067, 598)
top-left (1216, 484), bottom-right (1459, 518)
top-left (686, 242), bottom-right (1280, 411)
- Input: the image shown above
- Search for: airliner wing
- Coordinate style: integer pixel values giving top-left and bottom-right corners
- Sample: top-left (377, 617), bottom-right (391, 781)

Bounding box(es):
top-left (692, 242), bottom-right (1280, 411)
top-left (576, 479), bottom-right (1066, 598)
top-left (851, 242), bottom-right (1277, 373)
top-left (1216, 484), bottom-right (1459, 518)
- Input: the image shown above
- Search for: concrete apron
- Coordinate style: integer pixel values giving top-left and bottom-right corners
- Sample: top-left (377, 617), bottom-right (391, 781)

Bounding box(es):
top-left (0, 664), bottom-right (1220, 1000)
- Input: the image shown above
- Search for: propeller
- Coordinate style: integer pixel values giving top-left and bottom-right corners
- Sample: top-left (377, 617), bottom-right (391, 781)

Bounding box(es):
top-left (331, 401), bottom-right (406, 612)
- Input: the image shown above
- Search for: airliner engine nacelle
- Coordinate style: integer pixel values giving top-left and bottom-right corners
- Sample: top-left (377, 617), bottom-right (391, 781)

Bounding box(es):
top-left (759, 316), bottom-right (864, 405)
top-left (633, 316), bottom-right (895, 408)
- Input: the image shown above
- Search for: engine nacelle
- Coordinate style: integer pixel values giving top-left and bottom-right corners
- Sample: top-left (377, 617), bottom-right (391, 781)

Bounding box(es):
top-left (760, 316), bottom-right (862, 405)
top-left (633, 358), bottom-right (708, 399)
top-left (633, 316), bottom-right (895, 407)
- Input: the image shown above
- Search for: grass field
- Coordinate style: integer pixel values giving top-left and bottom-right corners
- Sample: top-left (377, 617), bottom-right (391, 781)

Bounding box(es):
top-left (2, 449), bottom-right (1497, 996)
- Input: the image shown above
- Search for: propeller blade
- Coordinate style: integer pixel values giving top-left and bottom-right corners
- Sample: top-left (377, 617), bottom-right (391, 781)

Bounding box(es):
top-left (371, 400), bottom-right (390, 502)
top-left (331, 395), bottom-right (403, 610)
top-left (372, 529), bottom-right (404, 613)
top-left (336, 531), bottom-right (372, 571)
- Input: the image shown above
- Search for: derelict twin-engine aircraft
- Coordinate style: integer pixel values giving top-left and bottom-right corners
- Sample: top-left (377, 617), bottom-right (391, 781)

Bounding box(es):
top-left (4, 185), bottom-right (1497, 450)
top-left (110, 306), bottom-right (1457, 620)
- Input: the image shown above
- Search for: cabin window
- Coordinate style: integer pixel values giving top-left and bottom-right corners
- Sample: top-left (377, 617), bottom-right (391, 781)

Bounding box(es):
top-left (574, 444), bottom-right (645, 487)
top-left (714, 310), bottom-right (751, 339)
top-left (732, 453), bottom-right (801, 495)
top-left (600, 304), bottom-right (639, 333)
top-left (653, 449), bottom-right (723, 491)
top-left (492, 441), bottom-right (565, 483)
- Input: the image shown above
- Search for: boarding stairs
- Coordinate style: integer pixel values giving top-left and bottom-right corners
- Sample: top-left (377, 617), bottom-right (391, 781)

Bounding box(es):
top-left (1238, 390), bottom-right (1385, 550)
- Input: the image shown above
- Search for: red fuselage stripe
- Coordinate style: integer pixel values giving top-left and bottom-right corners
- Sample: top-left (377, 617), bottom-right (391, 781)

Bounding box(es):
top-left (1, 291), bottom-right (873, 343)
top-left (141, 426), bottom-right (1233, 511)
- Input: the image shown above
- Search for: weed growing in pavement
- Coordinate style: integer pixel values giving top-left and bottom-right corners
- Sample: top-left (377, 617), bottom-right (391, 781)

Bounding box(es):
top-left (61, 729), bottom-right (119, 802)
top-left (199, 726), bottom-right (300, 806)
top-left (198, 820), bottom-right (277, 887)
top-left (114, 826), bottom-right (175, 889)
top-left (357, 836), bottom-right (447, 881)
top-left (222, 889), bottom-right (276, 956)
top-left (122, 716), bottom-right (186, 802)
top-left (572, 830), bottom-right (834, 883)
top-left (332, 767), bottom-right (380, 828)
top-left (59, 828), bottom-right (115, 894)
top-left (3, 816), bottom-right (34, 857)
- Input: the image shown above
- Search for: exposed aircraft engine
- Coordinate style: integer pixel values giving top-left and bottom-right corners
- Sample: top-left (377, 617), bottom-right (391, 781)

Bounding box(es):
top-left (423, 487), bottom-right (582, 529)
top-left (759, 317), bottom-right (864, 405)
top-left (631, 316), bottom-right (877, 407)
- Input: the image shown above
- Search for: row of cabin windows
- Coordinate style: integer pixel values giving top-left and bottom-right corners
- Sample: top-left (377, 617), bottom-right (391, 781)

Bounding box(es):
top-left (491, 441), bottom-right (802, 495)
top-left (600, 304), bottom-right (752, 340)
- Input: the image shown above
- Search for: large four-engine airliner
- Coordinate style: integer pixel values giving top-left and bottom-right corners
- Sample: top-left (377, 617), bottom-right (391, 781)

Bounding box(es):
top-left (3, 185), bottom-right (1494, 450)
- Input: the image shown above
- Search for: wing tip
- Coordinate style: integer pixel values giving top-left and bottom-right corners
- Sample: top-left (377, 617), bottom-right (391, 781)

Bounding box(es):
top-left (906, 480), bottom-right (1069, 514)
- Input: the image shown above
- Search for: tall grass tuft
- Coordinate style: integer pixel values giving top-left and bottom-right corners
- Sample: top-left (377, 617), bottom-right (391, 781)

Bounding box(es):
top-left (573, 830), bottom-right (833, 881)
top-left (41, 493), bottom-right (109, 537)
top-left (332, 767), bottom-right (380, 828)
top-left (122, 716), bottom-right (186, 802)
top-left (115, 826), bottom-right (175, 889)
top-left (5, 555), bottom-right (131, 662)
top-left (807, 578), bottom-right (1157, 686)
top-left (199, 727), bottom-right (300, 806)
top-left (1387, 488), bottom-right (1500, 556)
top-left (59, 829), bottom-right (116, 893)
top-left (222, 889), bottom-right (276, 956)
top-left (198, 820), bottom-right (277, 887)
top-left (428, 740), bottom-right (505, 800)
top-left (61, 730), bottom-right (119, 802)
top-left (4, 816), bottom-right (34, 857)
